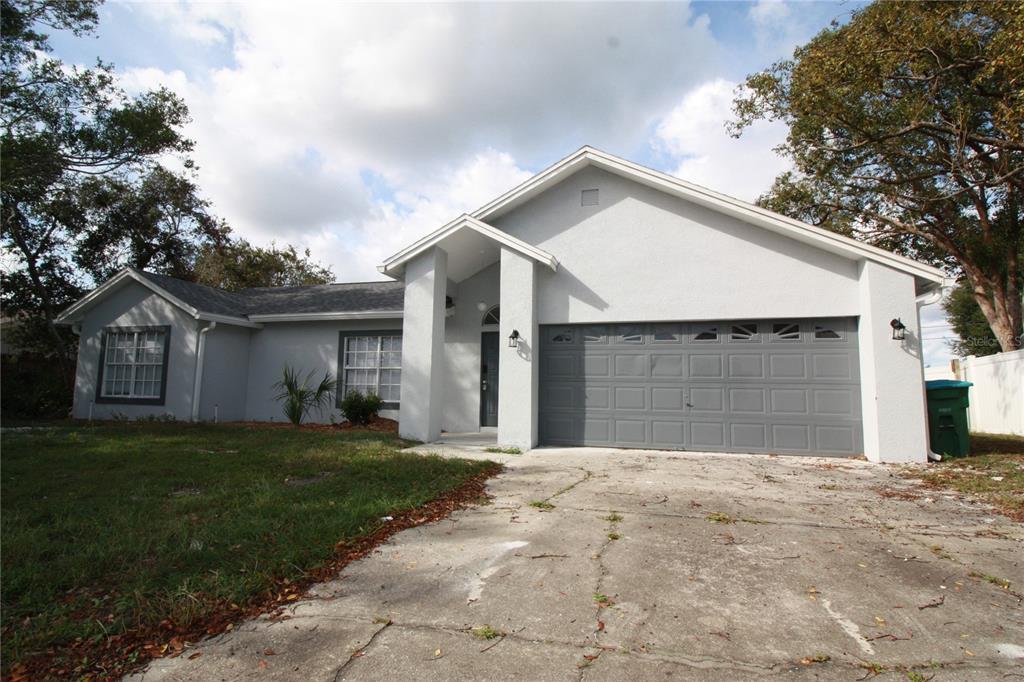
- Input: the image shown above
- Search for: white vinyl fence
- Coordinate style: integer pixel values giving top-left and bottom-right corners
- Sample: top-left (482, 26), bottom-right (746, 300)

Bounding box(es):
top-left (942, 350), bottom-right (1024, 436)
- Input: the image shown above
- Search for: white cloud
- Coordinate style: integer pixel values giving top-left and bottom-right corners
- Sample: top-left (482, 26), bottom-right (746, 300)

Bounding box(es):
top-left (749, 0), bottom-right (791, 26)
top-left (654, 79), bottom-right (790, 202)
top-left (115, 1), bottom-right (723, 279)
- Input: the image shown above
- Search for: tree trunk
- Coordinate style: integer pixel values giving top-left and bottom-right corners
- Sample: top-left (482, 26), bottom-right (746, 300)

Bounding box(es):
top-left (4, 210), bottom-right (73, 380)
top-left (968, 274), bottom-right (1022, 353)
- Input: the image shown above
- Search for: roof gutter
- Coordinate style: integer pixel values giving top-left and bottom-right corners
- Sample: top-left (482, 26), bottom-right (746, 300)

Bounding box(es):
top-left (191, 321), bottom-right (216, 422)
top-left (247, 310), bottom-right (404, 323)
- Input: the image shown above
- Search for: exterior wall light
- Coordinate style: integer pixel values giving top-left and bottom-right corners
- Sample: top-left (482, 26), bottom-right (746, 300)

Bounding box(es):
top-left (890, 318), bottom-right (907, 341)
top-left (508, 329), bottom-right (520, 348)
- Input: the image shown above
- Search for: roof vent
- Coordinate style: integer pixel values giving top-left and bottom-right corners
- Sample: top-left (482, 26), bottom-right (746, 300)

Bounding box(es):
top-left (581, 189), bottom-right (599, 206)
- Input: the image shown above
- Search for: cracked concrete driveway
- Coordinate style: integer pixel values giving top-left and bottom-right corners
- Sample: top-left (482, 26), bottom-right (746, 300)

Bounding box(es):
top-left (132, 447), bottom-right (1023, 681)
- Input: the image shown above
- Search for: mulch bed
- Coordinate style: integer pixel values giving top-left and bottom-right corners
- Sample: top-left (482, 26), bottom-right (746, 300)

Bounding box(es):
top-left (234, 416), bottom-right (399, 433)
top-left (7, 461), bottom-right (502, 682)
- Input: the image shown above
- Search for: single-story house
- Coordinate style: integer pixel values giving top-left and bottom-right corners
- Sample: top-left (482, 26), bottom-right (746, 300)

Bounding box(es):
top-left (57, 146), bottom-right (945, 463)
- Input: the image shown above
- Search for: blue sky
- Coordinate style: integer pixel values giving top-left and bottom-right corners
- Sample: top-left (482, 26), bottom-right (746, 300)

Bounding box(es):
top-left (47, 0), bottom-right (954, 365)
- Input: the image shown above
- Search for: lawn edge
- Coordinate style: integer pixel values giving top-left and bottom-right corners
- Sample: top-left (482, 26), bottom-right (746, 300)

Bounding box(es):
top-left (8, 461), bottom-right (504, 682)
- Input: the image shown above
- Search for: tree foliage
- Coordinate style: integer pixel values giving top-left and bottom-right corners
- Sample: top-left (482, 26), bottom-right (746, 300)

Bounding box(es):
top-left (942, 279), bottom-right (1002, 357)
top-left (194, 241), bottom-right (333, 291)
top-left (1, 0), bottom-right (332, 358)
top-left (732, 1), bottom-right (1023, 351)
top-left (1, 0), bottom-right (193, 371)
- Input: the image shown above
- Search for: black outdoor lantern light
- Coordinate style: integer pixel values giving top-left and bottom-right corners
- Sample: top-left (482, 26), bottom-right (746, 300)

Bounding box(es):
top-left (890, 318), bottom-right (907, 341)
top-left (508, 329), bottom-right (520, 348)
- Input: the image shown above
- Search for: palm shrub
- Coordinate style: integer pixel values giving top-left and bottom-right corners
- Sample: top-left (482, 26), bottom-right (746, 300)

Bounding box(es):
top-left (272, 365), bottom-right (337, 425)
top-left (339, 390), bottom-right (384, 425)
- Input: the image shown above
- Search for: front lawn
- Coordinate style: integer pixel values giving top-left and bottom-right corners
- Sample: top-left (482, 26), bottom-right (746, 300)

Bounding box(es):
top-left (1, 422), bottom-right (497, 677)
top-left (915, 432), bottom-right (1024, 521)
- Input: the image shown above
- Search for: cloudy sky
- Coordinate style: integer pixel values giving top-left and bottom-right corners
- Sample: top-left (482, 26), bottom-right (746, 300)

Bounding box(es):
top-left (50, 0), bottom-right (955, 366)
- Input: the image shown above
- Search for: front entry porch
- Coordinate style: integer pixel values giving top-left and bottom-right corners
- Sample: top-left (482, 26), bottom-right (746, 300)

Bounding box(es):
top-left (381, 214), bottom-right (558, 451)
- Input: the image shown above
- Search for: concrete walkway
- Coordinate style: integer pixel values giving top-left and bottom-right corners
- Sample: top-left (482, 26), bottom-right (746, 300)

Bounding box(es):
top-left (132, 447), bottom-right (1023, 681)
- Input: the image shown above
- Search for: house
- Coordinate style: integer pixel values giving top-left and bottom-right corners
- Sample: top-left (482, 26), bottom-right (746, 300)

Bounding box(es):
top-left (56, 146), bottom-right (945, 463)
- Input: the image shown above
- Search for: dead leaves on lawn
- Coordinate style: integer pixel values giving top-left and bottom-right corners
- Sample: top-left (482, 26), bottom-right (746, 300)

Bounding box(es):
top-left (10, 464), bottom-right (503, 682)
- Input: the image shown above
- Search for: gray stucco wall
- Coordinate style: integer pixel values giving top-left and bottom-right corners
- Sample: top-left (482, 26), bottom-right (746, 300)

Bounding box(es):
top-left (198, 324), bottom-right (252, 422)
top-left (490, 166), bottom-right (860, 324)
top-left (244, 318), bottom-right (402, 423)
top-left (71, 280), bottom-right (199, 420)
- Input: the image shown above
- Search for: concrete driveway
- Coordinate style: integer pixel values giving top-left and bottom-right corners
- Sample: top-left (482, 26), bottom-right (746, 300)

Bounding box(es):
top-left (134, 447), bottom-right (1023, 681)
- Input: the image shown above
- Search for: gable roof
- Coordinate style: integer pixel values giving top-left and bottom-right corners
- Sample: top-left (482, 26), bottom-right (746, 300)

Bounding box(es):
top-left (378, 213), bottom-right (558, 280)
top-left (464, 146), bottom-right (944, 288)
top-left (56, 267), bottom-right (405, 326)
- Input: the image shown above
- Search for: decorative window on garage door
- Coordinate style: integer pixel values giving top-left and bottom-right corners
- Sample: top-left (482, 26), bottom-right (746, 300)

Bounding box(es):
top-left (771, 322), bottom-right (801, 341)
top-left (338, 333), bottom-right (402, 406)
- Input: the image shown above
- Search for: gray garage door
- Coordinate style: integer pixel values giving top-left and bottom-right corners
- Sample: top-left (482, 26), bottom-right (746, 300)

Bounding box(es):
top-left (539, 319), bottom-right (863, 455)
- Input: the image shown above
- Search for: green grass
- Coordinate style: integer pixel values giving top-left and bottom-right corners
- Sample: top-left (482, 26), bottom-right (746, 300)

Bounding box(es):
top-left (704, 512), bottom-right (736, 524)
top-left (0, 422), bottom-right (495, 670)
top-left (528, 500), bottom-right (555, 510)
top-left (471, 625), bottom-right (502, 640)
top-left (915, 433), bottom-right (1024, 521)
top-left (484, 446), bottom-right (522, 455)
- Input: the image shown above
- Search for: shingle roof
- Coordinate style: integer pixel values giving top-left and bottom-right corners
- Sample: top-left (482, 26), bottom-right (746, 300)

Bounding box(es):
top-left (135, 270), bottom-right (404, 319)
top-left (239, 281), bottom-right (405, 316)
top-left (135, 271), bottom-right (249, 317)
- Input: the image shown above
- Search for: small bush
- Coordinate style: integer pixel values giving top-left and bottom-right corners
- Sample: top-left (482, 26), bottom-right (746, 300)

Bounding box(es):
top-left (339, 390), bottom-right (383, 425)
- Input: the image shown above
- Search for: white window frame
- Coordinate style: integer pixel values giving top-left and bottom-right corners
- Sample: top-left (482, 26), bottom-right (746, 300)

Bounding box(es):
top-left (338, 332), bottom-right (403, 407)
top-left (97, 326), bottom-right (170, 404)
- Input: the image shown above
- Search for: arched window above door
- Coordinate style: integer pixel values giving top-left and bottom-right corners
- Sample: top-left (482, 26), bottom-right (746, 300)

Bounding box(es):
top-left (481, 305), bottom-right (500, 325)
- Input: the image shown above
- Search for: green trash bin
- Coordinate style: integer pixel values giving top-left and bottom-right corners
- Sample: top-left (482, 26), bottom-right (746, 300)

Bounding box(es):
top-left (924, 380), bottom-right (973, 457)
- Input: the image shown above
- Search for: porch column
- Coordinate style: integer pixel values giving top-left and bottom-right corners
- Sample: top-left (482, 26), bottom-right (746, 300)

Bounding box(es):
top-left (399, 248), bottom-right (447, 442)
top-left (498, 247), bottom-right (539, 450)
top-left (857, 260), bottom-right (929, 463)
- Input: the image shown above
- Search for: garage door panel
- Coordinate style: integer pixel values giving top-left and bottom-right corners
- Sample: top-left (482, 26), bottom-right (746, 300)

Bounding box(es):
top-left (651, 420), bottom-right (685, 446)
top-left (542, 415), bottom-right (577, 443)
top-left (583, 354), bottom-right (611, 377)
top-left (815, 425), bottom-right (857, 452)
top-left (768, 354), bottom-right (807, 378)
top-left (728, 387), bottom-right (767, 413)
top-left (812, 354), bottom-right (854, 379)
top-left (614, 386), bottom-right (646, 410)
top-left (539, 319), bottom-right (862, 455)
top-left (545, 353), bottom-right (577, 378)
top-left (651, 354), bottom-right (684, 377)
top-left (728, 354), bottom-right (765, 378)
top-left (584, 386), bottom-right (610, 409)
top-left (615, 420), bottom-right (647, 443)
top-left (731, 423), bottom-right (767, 449)
top-left (614, 354), bottom-right (647, 377)
top-left (770, 388), bottom-right (808, 415)
top-left (583, 418), bottom-right (610, 443)
top-left (689, 354), bottom-right (723, 378)
top-left (772, 424), bottom-right (811, 451)
top-left (689, 386), bottom-right (725, 412)
top-left (544, 385), bottom-right (576, 409)
top-left (813, 388), bottom-right (855, 416)
top-left (691, 422), bottom-right (725, 447)
top-left (652, 387), bottom-right (685, 410)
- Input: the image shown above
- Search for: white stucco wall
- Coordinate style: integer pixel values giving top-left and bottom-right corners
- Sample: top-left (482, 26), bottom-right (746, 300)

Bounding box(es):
top-left (497, 248), bottom-right (539, 449)
top-left (198, 324), bottom-right (252, 422)
top-left (491, 166), bottom-right (860, 324)
top-left (244, 318), bottom-right (402, 423)
top-left (399, 248), bottom-right (448, 441)
top-left (71, 280), bottom-right (199, 420)
top-left (442, 263), bottom-right (500, 433)
top-left (856, 261), bottom-right (930, 463)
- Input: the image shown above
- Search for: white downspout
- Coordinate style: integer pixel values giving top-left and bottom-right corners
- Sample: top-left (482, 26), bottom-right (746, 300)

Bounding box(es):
top-left (191, 321), bottom-right (216, 422)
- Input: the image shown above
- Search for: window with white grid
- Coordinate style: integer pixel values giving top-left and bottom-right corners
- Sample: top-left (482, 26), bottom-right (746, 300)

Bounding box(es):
top-left (341, 334), bottom-right (402, 404)
top-left (101, 328), bottom-right (167, 400)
